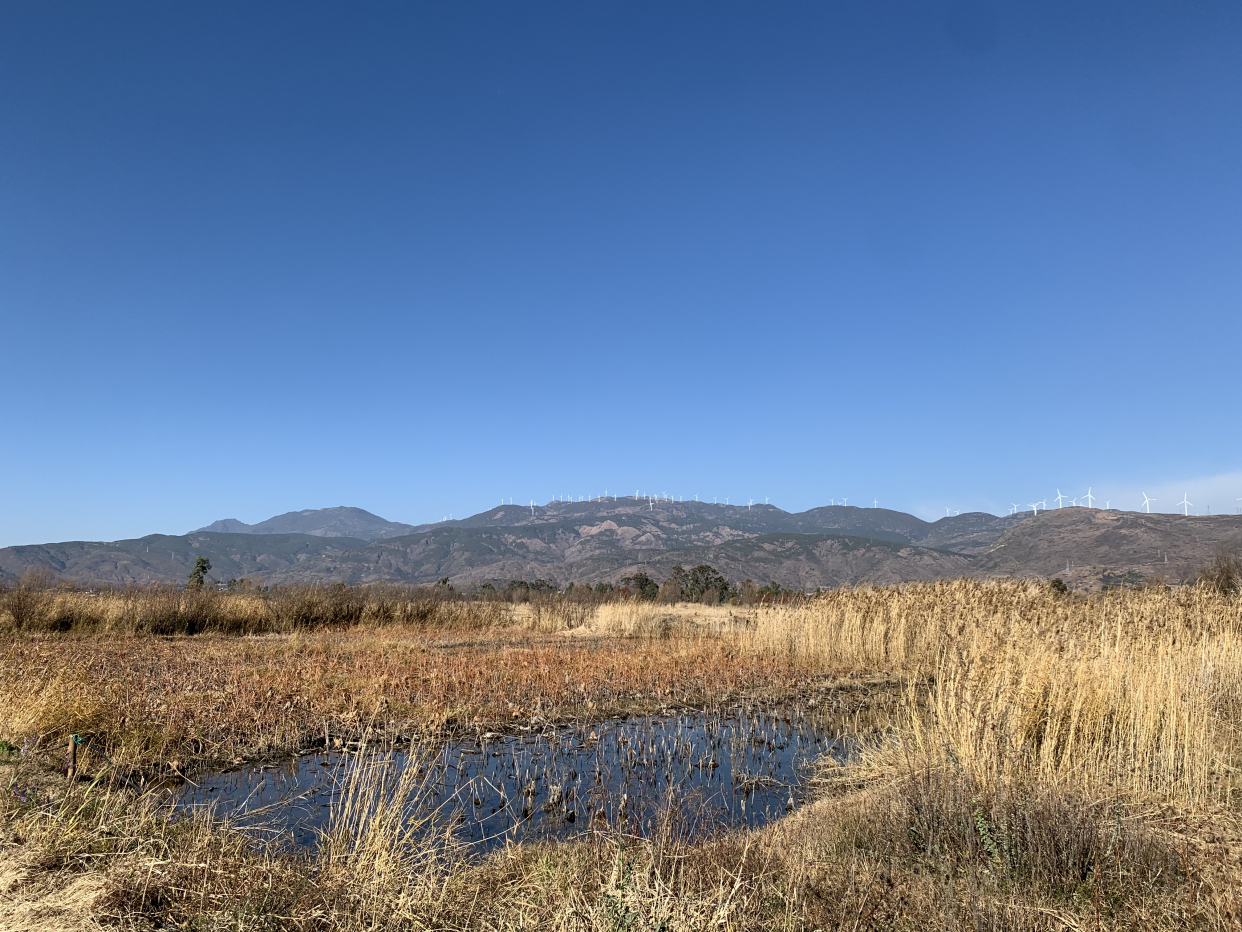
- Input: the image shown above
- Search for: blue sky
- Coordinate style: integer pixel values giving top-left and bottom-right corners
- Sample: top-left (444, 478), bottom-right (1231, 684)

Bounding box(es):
top-left (1, 1), bottom-right (1239, 546)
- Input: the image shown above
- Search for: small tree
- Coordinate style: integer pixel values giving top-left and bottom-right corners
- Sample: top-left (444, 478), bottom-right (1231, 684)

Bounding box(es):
top-left (186, 557), bottom-right (212, 591)
top-left (658, 566), bottom-right (687, 603)
top-left (682, 564), bottom-right (732, 604)
top-left (1197, 547), bottom-right (1242, 596)
top-left (621, 572), bottom-right (660, 601)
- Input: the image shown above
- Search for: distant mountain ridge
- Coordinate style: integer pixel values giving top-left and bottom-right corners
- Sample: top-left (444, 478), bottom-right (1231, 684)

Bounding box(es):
top-left (3, 502), bottom-right (1237, 592)
top-left (196, 507), bottom-right (422, 541)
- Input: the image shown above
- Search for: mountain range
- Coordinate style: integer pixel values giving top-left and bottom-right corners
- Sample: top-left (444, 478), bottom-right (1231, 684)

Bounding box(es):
top-left (196, 507), bottom-right (423, 540)
top-left (1, 502), bottom-right (1238, 592)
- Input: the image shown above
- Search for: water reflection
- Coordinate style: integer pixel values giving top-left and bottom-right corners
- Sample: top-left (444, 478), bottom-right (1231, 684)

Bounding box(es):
top-left (175, 705), bottom-right (844, 854)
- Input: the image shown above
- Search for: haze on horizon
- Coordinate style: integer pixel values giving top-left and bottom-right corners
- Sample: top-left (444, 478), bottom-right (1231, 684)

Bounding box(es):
top-left (1, 2), bottom-right (1238, 549)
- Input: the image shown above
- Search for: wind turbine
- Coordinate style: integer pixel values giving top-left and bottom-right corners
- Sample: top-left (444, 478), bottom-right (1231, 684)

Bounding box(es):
top-left (873, 499), bottom-right (878, 508)
top-left (841, 498), bottom-right (848, 506)
top-left (1029, 502), bottom-right (1040, 515)
top-left (1082, 487), bottom-right (1094, 508)
top-left (529, 500), bottom-right (535, 516)
top-left (1054, 489), bottom-right (1067, 509)
top-left (1009, 503), bottom-right (1017, 515)
top-left (748, 499), bottom-right (753, 510)
top-left (1178, 493), bottom-right (1192, 516)
top-left (1141, 493), bottom-right (1155, 513)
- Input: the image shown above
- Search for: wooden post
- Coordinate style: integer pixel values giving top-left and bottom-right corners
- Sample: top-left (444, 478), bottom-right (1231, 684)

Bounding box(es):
top-left (67, 734), bottom-right (77, 781)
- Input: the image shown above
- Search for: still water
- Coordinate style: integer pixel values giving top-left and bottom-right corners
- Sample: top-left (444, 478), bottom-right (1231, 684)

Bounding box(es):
top-left (175, 705), bottom-right (844, 854)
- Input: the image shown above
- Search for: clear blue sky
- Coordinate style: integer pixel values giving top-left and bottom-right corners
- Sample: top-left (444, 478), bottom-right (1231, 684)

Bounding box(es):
top-left (2, 1), bottom-right (1239, 546)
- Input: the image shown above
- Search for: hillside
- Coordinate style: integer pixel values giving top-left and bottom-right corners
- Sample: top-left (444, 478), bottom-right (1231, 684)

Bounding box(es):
top-left (195, 507), bottom-right (420, 541)
top-left (2, 501), bottom-right (1017, 588)
top-left (976, 507), bottom-right (1242, 588)
top-left (2, 501), bottom-right (1236, 591)
top-left (0, 533), bottom-right (368, 588)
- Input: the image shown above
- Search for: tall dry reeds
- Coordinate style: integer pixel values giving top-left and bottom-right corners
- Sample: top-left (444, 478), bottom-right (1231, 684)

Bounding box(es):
top-left (734, 581), bottom-right (1242, 808)
top-left (317, 745), bottom-right (465, 915)
top-left (0, 584), bottom-right (509, 635)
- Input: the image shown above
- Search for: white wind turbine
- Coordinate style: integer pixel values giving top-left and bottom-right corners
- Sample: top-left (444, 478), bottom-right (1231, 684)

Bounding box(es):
top-left (1141, 493), bottom-right (1155, 513)
top-left (1009, 503), bottom-right (1018, 515)
top-left (1178, 493), bottom-right (1193, 516)
top-left (841, 498), bottom-right (848, 506)
top-left (1054, 489), bottom-right (1068, 509)
top-left (1029, 501), bottom-right (1042, 515)
top-left (1082, 487), bottom-right (1095, 508)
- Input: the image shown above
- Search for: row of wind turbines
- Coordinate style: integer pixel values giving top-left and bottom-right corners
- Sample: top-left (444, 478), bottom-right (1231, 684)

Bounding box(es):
top-left (495, 491), bottom-right (886, 515)
top-left (1010, 488), bottom-right (1220, 517)
top-left (483, 488), bottom-right (1236, 522)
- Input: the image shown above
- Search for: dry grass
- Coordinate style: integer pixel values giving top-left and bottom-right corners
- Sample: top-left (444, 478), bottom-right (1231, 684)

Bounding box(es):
top-left (1, 580), bottom-right (1240, 929)
top-left (0, 583), bottom-right (510, 636)
top-left (0, 613), bottom-right (837, 777)
top-left (736, 582), bottom-right (1242, 808)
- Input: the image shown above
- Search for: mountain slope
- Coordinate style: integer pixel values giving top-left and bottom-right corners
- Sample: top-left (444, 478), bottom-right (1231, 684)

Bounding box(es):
top-left (195, 507), bottom-right (419, 541)
top-left (5, 501), bottom-right (1234, 592)
top-left (0, 533), bottom-right (367, 588)
top-left (976, 508), bottom-right (1242, 588)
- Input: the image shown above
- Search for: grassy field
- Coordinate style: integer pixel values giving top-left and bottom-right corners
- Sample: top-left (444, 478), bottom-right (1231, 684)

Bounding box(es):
top-left (1, 581), bottom-right (1240, 930)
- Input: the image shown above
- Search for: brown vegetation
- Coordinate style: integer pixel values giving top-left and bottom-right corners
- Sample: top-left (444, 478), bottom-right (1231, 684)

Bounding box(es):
top-left (2, 580), bottom-right (1240, 929)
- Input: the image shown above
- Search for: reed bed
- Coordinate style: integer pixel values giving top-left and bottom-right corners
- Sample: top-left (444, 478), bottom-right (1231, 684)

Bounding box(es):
top-left (0, 583), bottom-right (511, 635)
top-left (2, 579), bottom-right (1240, 929)
top-left (728, 582), bottom-right (1242, 808)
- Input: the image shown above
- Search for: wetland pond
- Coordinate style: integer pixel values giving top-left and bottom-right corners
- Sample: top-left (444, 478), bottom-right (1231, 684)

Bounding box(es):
top-left (175, 704), bottom-right (847, 854)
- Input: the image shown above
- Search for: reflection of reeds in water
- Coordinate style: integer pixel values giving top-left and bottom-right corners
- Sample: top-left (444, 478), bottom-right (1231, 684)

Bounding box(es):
top-left (292, 708), bottom-right (834, 857)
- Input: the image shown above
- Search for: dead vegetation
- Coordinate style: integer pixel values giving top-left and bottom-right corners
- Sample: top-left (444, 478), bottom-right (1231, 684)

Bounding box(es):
top-left (1, 580), bottom-right (1240, 929)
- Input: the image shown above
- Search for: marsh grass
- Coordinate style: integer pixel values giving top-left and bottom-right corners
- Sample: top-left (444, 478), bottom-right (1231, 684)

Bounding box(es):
top-left (2, 580), bottom-right (1240, 929)
top-left (0, 583), bottom-right (511, 636)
